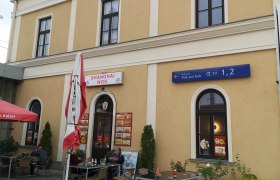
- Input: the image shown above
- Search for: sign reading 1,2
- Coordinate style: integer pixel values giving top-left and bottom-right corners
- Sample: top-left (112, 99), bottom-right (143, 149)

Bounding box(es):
top-left (172, 64), bottom-right (250, 83)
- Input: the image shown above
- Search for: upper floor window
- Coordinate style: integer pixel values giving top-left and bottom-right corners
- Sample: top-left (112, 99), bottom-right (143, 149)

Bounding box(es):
top-left (196, 0), bottom-right (224, 28)
top-left (25, 100), bottom-right (41, 146)
top-left (36, 17), bottom-right (51, 57)
top-left (196, 89), bottom-right (228, 160)
top-left (100, 0), bottom-right (119, 46)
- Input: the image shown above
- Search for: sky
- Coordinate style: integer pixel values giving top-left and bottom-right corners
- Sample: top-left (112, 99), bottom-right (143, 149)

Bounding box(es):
top-left (0, 1), bottom-right (13, 63)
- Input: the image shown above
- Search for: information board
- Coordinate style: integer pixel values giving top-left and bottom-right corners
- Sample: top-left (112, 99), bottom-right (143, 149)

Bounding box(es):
top-left (172, 64), bottom-right (250, 83)
top-left (114, 112), bottom-right (132, 146)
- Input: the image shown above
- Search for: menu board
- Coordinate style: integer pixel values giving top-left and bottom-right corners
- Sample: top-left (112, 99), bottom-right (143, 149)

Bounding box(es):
top-left (114, 112), bottom-right (132, 146)
top-left (78, 113), bottom-right (89, 144)
top-left (214, 136), bottom-right (226, 156)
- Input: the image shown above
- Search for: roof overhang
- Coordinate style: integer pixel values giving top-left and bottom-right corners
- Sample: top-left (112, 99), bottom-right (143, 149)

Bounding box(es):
top-left (0, 63), bottom-right (23, 80)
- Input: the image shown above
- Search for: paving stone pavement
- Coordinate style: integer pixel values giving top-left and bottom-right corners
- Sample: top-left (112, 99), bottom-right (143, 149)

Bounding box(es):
top-left (0, 169), bottom-right (63, 180)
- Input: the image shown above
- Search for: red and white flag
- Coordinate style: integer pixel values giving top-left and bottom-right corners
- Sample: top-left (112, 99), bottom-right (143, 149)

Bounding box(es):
top-left (63, 53), bottom-right (87, 150)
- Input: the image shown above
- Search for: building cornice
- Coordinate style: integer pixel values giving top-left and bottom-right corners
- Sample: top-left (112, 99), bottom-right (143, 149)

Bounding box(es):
top-left (8, 15), bottom-right (276, 79)
top-left (16, 0), bottom-right (67, 16)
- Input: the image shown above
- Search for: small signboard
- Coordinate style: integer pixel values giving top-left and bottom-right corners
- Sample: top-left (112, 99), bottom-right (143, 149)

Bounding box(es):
top-left (85, 72), bottom-right (123, 87)
top-left (214, 136), bottom-right (226, 156)
top-left (172, 64), bottom-right (250, 83)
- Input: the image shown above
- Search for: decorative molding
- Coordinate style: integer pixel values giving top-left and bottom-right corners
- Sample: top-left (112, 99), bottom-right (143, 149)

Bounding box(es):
top-left (56, 74), bottom-right (70, 161)
top-left (146, 64), bottom-right (157, 134)
top-left (16, 0), bottom-right (66, 16)
top-left (8, 16), bottom-right (275, 79)
top-left (149, 0), bottom-right (158, 36)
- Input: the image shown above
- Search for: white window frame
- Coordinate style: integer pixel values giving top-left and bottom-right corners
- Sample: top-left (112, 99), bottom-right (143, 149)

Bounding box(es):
top-left (21, 97), bottom-right (43, 146)
top-left (190, 85), bottom-right (233, 162)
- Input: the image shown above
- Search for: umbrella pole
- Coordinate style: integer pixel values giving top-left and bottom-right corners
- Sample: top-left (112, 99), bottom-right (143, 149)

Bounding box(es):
top-left (65, 148), bottom-right (71, 180)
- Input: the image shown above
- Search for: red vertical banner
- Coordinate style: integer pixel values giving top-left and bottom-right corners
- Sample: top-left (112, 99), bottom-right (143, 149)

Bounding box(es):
top-left (214, 136), bottom-right (226, 156)
top-left (114, 112), bottom-right (132, 146)
top-left (78, 113), bottom-right (89, 144)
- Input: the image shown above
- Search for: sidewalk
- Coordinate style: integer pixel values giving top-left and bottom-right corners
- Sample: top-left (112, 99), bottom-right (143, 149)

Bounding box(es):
top-left (0, 169), bottom-right (63, 180)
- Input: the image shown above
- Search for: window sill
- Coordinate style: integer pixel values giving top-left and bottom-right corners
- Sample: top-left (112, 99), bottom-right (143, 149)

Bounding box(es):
top-left (19, 145), bottom-right (37, 149)
top-left (188, 158), bottom-right (234, 165)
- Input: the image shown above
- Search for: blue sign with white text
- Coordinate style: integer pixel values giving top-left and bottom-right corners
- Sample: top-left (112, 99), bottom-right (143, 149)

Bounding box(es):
top-left (172, 64), bottom-right (250, 83)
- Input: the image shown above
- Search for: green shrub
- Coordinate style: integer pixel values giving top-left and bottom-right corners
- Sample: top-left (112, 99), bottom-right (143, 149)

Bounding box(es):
top-left (197, 161), bottom-right (228, 180)
top-left (39, 122), bottom-right (52, 157)
top-left (140, 125), bottom-right (156, 178)
top-left (231, 154), bottom-right (258, 180)
top-left (0, 136), bottom-right (19, 154)
top-left (75, 148), bottom-right (85, 158)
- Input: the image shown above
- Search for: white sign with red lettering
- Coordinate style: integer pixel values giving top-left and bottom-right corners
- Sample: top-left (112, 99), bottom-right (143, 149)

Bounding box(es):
top-left (85, 72), bottom-right (123, 86)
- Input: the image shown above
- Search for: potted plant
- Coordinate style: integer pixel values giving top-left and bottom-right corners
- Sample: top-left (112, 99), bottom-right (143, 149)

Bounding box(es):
top-left (170, 160), bottom-right (189, 173)
top-left (197, 161), bottom-right (228, 180)
top-left (75, 148), bottom-right (85, 160)
top-left (39, 122), bottom-right (52, 157)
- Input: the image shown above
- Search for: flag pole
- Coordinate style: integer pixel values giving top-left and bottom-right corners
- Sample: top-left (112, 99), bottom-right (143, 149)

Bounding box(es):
top-left (65, 148), bottom-right (71, 180)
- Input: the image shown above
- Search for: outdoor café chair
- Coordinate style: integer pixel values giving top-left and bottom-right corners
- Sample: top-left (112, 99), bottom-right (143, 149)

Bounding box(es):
top-left (14, 156), bottom-right (32, 178)
top-left (35, 156), bottom-right (52, 177)
top-left (88, 167), bottom-right (108, 180)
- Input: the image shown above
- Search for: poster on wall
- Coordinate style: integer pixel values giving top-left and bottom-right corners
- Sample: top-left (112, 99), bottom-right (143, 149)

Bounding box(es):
top-left (114, 112), bottom-right (132, 146)
top-left (78, 113), bottom-right (89, 144)
top-left (214, 136), bottom-right (226, 156)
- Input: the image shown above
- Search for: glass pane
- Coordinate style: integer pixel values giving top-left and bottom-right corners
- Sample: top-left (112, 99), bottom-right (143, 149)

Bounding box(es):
top-left (30, 100), bottom-right (41, 114)
top-left (198, 0), bottom-right (208, 11)
top-left (199, 136), bottom-right (211, 155)
top-left (44, 45), bottom-right (49, 56)
top-left (112, 0), bottom-right (119, 13)
top-left (103, 18), bottom-right (110, 31)
top-left (40, 20), bottom-right (46, 31)
top-left (212, 0), bottom-right (222, 8)
top-left (45, 33), bottom-right (50, 44)
top-left (95, 116), bottom-right (112, 148)
top-left (104, 2), bottom-right (111, 15)
top-left (102, 31), bottom-right (109, 45)
top-left (213, 115), bottom-right (226, 135)
top-left (199, 92), bottom-right (225, 110)
top-left (199, 115), bottom-right (210, 135)
top-left (37, 46), bottom-right (43, 57)
top-left (212, 7), bottom-right (223, 25)
top-left (111, 16), bottom-right (119, 29)
top-left (111, 30), bottom-right (118, 43)
top-left (39, 35), bottom-right (44, 45)
top-left (198, 11), bottom-right (208, 28)
top-left (46, 18), bottom-right (51, 30)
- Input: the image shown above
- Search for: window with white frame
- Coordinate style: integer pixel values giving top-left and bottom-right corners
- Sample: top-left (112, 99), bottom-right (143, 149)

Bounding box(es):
top-left (196, 0), bottom-right (224, 28)
top-left (25, 100), bottom-right (41, 146)
top-left (196, 89), bottom-right (228, 160)
top-left (36, 16), bottom-right (51, 57)
top-left (100, 0), bottom-right (119, 45)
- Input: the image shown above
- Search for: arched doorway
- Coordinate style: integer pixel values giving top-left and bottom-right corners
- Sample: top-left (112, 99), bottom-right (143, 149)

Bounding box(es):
top-left (91, 94), bottom-right (114, 161)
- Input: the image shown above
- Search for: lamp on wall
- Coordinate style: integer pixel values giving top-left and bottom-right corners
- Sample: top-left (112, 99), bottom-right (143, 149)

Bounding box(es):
top-left (214, 122), bottom-right (220, 133)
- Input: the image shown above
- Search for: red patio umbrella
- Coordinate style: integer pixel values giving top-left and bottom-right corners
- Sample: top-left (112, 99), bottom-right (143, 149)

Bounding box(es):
top-left (0, 99), bottom-right (38, 122)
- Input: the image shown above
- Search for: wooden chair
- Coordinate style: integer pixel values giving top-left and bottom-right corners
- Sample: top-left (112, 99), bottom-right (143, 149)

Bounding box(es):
top-left (88, 167), bottom-right (108, 180)
top-left (14, 156), bottom-right (32, 177)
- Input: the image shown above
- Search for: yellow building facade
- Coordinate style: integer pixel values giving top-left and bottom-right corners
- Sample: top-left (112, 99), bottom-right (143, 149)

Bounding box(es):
top-left (6, 0), bottom-right (280, 179)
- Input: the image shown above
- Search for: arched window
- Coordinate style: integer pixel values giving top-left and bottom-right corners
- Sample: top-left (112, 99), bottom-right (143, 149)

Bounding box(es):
top-left (196, 89), bottom-right (228, 160)
top-left (25, 100), bottom-right (41, 146)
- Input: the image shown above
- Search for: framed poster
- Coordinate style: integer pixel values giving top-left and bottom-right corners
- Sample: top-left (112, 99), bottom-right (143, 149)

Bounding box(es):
top-left (214, 136), bottom-right (226, 156)
top-left (114, 112), bottom-right (132, 146)
top-left (78, 113), bottom-right (89, 144)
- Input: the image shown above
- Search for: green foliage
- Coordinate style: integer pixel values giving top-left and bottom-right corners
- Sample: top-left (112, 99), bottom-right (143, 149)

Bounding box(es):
top-left (105, 149), bottom-right (114, 158)
top-left (231, 154), bottom-right (258, 180)
top-left (170, 160), bottom-right (189, 172)
top-left (39, 122), bottom-right (52, 157)
top-left (140, 125), bottom-right (156, 178)
top-left (75, 148), bottom-right (85, 158)
top-left (0, 136), bottom-right (19, 154)
top-left (197, 161), bottom-right (228, 180)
